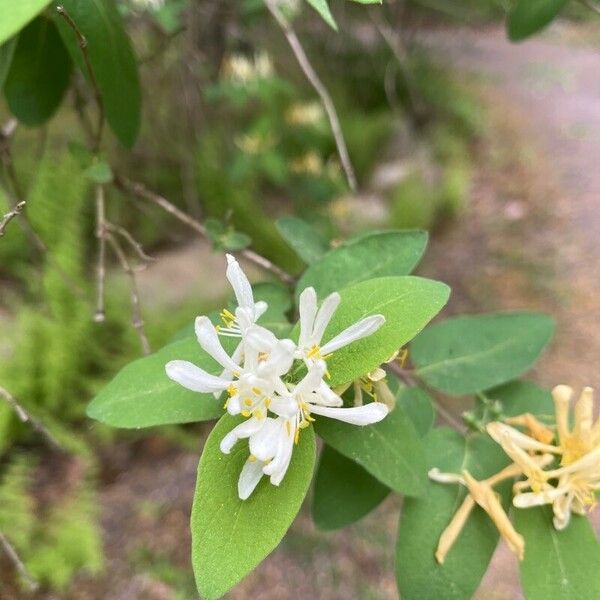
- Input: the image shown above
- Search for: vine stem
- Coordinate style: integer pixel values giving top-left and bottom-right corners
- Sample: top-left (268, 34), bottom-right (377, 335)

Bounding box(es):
top-left (388, 363), bottom-right (467, 433)
top-left (0, 531), bottom-right (39, 592)
top-left (56, 5), bottom-right (105, 152)
top-left (0, 386), bottom-right (63, 452)
top-left (263, 0), bottom-right (357, 192)
top-left (94, 185), bottom-right (107, 323)
top-left (0, 200), bottom-right (25, 237)
top-left (114, 175), bottom-right (295, 285)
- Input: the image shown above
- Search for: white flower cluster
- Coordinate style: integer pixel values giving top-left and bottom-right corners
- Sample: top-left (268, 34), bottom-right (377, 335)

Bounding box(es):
top-left (166, 255), bottom-right (389, 499)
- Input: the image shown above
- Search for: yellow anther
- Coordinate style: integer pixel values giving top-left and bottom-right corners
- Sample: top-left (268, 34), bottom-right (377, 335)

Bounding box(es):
top-left (241, 410), bottom-right (251, 418)
top-left (226, 384), bottom-right (238, 397)
top-left (264, 398), bottom-right (272, 408)
top-left (294, 428), bottom-right (300, 444)
top-left (252, 387), bottom-right (263, 396)
top-left (258, 351), bottom-right (269, 362)
top-left (243, 398), bottom-right (253, 407)
top-left (248, 455), bottom-right (257, 463)
top-left (299, 420), bottom-right (310, 429)
top-left (285, 421), bottom-right (291, 436)
top-left (223, 398), bottom-right (229, 410)
top-left (254, 409), bottom-right (264, 419)
top-left (215, 324), bottom-right (221, 332)
top-left (307, 345), bottom-right (322, 359)
top-left (397, 348), bottom-right (409, 368)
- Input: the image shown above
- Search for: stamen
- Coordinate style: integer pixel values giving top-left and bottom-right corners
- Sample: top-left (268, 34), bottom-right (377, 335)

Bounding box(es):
top-left (248, 455), bottom-right (257, 463)
top-left (252, 387), bottom-right (262, 395)
top-left (241, 410), bottom-right (251, 418)
top-left (243, 398), bottom-right (253, 407)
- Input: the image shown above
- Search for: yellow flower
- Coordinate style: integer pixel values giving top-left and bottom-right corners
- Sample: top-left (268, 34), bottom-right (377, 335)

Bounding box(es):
top-left (487, 385), bottom-right (600, 530)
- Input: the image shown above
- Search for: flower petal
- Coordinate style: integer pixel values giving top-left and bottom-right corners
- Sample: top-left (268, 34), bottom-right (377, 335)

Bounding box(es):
top-left (220, 417), bottom-right (264, 454)
top-left (238, 459), bottom-right (264, 500)
top-left (298, 287), bottom-right (318, 348)
top-left (312, 292), bottom-right (340, 344)
top-left (226, 254), bottom-right (254, 310)
top-left (249, 417), bottom-right (280, 461)
top-left (321, 314), bottom-right (385, 355)
top-left (486, 422), bottom-right (559, 454)
top-left (195, 316), bottom-right (240, 373)
top-left (308, 402), bottom-right (389, 425)
top-left (165, 360), bottom-right (230, 393)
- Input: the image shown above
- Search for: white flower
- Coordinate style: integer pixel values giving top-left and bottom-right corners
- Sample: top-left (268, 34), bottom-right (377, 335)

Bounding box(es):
top-left (297, 287), bottom-right (385, 362)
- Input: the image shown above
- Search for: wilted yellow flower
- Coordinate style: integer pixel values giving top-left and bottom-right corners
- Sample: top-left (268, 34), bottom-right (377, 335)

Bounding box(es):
top-left (487, 385), bottom-right (600, 530)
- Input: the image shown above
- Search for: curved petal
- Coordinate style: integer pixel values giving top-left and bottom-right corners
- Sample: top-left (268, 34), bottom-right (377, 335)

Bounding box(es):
top-left (226, 254), bottom-right (254, 310)
top-left (294, 362), bottom-right (326, 396)
top-left (309, 402), bottom-right (389, 426)
top-left (220, 417), bottom-right (264, 454)
top-left (312, 292), bottom-right (340, 345)
top-left (249, 418), bottom-right (281, 461)
top-left (315, 381), bottom-right (344, 407)
top-left (238, 458), bottom-right (264, 500)
top-left (195, 316), bottom-right (240, 373)
top-left (321, 314), bottom-right (385, 355)
top-left (298, 287), bottom-right (318, 348)
top-left (486, 422), bottom-right (560, 454)
top-left (165, 360), bottom-right (230, 393)
top-left (254, 300), bottom-right (268, 319)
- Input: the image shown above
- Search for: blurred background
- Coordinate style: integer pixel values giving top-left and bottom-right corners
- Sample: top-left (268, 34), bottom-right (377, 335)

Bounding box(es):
top-left (0, 0), bottom-right (598, 597)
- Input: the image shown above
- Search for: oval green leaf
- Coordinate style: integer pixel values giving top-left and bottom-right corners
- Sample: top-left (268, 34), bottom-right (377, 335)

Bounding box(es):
top-left (192, 414), bottom-right (316, 599)
top-left (507, 0), bottom-right (568, 42)
top-left (86, 336), bottom-right (237, 428)
top-left (411, 312), bottom-right (555, 396)
top-left (396, 428), bottom-right (511, 600)
top-left (312, 444), bottom-right (389, 531)
top-left (55, 0), bottom-right (141, 147)
top-left (0, 0), bottom-right (51, 45)
top-left (4, 17), bottom-right (72, 126)
top-left (296, 230), bottom-right (428, 300)
top-left (514, 507), bottom-right (600, 600)
top-left (324, 275), bottom-right (450, 387)
top-left (276, 216), bottom-right (328, 265)
top-left (315, 401), bottom-right (427, 496)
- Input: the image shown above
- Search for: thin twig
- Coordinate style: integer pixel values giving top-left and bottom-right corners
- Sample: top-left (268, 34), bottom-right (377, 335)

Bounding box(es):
top-left (388, 363), bottom-right (467, 433)
top-left (0, 386), bottom-right (63, 451)
top-left (0, 531), bottom-right (39, 592)
top-left (0, 201), bottom-right (25, 237)
top-left (105, 222), bottom-right (156, 263)
top-left (263, 0), bottom-right (357, 192)
top-left (106, 233), bottom-right (151, 355)
top-left (94, 185), bottom-right (107, 323)
top-left (56, 5), bottom-right (105, 152)
top-left (114, 175), bottom-right (295, 285)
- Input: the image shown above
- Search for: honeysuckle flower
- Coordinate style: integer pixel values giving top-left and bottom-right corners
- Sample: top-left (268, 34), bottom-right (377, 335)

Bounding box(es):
top-left (487, 385), bottom-right (600, 530)
top-left (297, 286), bottom-right (385, 363)
top-left (285, 102), bottom-right (324, 126)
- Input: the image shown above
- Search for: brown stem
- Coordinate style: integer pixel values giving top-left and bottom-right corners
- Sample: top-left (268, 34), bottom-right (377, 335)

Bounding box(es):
top-left (0, 531), bottom-right (39, 591)
top-left (263, 0), bottom-right (357, 192)
top-left (105, 221), bottom-right (156, 263)
top-left (94, 185), bottom-right (107, 322)
top-left (0, 386), bottom-right (63, 452)
top-left (56, 5), bottom-right (105, 152)
top-left (0, 200), bottom-right (25, 237)
top-left (114, 175), bottom-right (295, 285)
top-left (106, 233), bottom-right (151, 355)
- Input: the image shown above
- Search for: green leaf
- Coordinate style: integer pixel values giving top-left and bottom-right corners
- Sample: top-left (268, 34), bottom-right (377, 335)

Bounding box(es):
top-left (275, 216), bottom-right (328, 265)
top-left (192, 414), bottom-right (316, 599)
top-left (251, 281), bottom-right (292, 324)
top-left (315, 401), bottom-right (427, 496)
top-left (507, 0), bottom-right (568, 42)
top-left (514, 508), bottom-right (600, 600)
top-left (312, 380), bottom-right (435, 530)
top-left (312, 445), bottom-right (389, 530)
top-left (4, 17), bottom-right (72, 126)
top-left (396, 386), bottom-right (436, 437)
top-left (306, 0), bottom-right (338, 30)
top-left (396, 428), bottom-right (511, 600)
top-left (86, 336), bottom-right (238, 428)
top-left (323, 276), bottom-right (450, 388)
top-left (411, 312), bottom-right (555, 396)
top-left (0, 0), bottom-right (51, 45)
top-left (55, 0), bottom-right (141, 147)
top-left (296, 230), bottom-right (428, 300)
top-left (0, 37), bottom-right (17, 90)
top-left (482, 380), bottom-right (554, 419)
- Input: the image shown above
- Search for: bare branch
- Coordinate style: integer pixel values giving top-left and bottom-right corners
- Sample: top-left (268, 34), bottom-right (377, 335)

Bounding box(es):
top-left (56, 5), bottom-right (105, 152)
top-left (0, 531), bottom-right (39, 592)
top-left (0, 201), bottom-right (25, 238)
top-left (115, 175), bottom-right (295, 285)
top-left (263, 0), bottom-right (357, 192)
top-left (0, 386), bottom-right (63, 452)
top-left (105, 221), bottom-right (156, 263)
top-left (94, 185), bottom-right (107, 323)
top-left (106, 233), bottom-right (151, 355)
